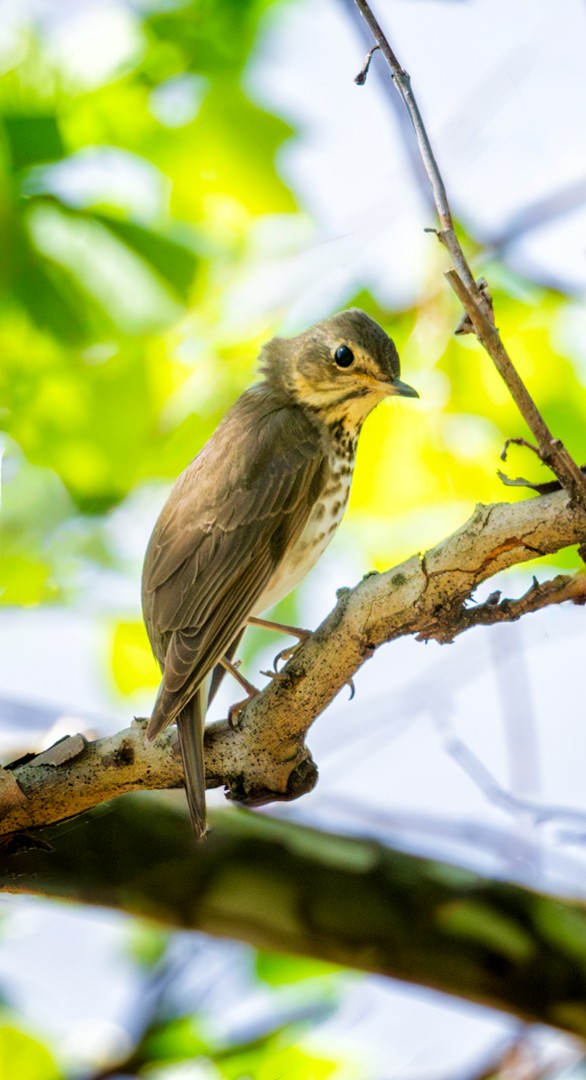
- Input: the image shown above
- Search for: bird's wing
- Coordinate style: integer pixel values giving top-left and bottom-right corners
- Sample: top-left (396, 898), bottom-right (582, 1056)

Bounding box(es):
top-left (142, 393), bottom-right (326, 736)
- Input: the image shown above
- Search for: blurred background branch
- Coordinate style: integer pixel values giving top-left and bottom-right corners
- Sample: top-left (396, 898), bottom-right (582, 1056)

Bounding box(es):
top-left (6, 799), bottom-right (586, 1039)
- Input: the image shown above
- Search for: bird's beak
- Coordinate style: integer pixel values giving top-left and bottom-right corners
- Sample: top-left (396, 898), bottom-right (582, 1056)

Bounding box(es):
top-left (389, 377), bottom-right (419, 399)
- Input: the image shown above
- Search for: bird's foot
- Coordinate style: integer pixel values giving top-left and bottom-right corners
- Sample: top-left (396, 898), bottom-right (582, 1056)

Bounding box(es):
top-left (259, 668), bottom-right (289, 682)
top-left (220, 655), bottom-right (261, 729)
top-left (248, 615), bottom-right (310, 640)
top-left (272, 634), bottom-right (310, 673)
top-left (227, 689), bottom-right (259, 730)
top-left (246, 615), bottom-right (310, 672)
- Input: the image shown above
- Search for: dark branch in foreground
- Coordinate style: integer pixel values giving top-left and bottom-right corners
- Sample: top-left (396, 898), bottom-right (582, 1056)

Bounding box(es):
top-left (4, 798), bottom-right (586, 1039)
top-left (352, 0), bottom-right (586, 512)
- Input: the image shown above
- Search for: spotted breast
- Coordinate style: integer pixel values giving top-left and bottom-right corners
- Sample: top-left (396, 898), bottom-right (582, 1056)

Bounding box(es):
top-left (252, 419), bottom-right (357, 615)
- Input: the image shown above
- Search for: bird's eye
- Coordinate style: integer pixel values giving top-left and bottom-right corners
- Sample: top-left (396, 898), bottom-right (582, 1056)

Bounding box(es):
top-left (334, 345), bottom-right (354, 368)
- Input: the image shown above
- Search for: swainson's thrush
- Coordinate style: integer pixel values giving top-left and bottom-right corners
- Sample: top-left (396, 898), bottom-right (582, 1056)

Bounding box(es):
top-left (142, 309), bottom-right (418, 837)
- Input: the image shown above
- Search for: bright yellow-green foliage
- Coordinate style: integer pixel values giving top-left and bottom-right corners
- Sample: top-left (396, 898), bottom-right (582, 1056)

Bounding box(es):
top-left (1, 2), bottom-right (584, 617)
top-left (111, 619), bottom-right (160, 694)
top-left (0, 1021), bottom-right (62, 1080)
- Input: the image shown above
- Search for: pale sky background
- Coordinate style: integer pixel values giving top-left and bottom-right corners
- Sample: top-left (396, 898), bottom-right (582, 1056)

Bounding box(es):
top-left (1, 0), bottom-right (586, 1076)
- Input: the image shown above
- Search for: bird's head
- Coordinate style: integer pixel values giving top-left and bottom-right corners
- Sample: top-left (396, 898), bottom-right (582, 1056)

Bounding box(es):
top-left (260, 308), bottom-right (418, 426)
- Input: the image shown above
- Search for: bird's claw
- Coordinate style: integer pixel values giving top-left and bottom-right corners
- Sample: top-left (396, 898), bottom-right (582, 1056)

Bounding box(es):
top-left (260, 668), bottom-right (289, 682)
top-left (272, 631), bottom-right (310, 672)
top-left (272, 645), bottom-right (296, 672)
top-left (227, 693), bottom-right (256, 729)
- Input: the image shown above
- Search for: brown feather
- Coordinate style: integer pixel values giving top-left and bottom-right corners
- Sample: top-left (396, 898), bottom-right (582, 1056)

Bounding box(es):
top-left (142, 389), bottom-right (328, 736)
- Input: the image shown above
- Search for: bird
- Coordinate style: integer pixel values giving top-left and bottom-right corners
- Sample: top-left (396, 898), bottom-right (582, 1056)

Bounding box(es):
top-left (142, 308), bottom-right (418, 838)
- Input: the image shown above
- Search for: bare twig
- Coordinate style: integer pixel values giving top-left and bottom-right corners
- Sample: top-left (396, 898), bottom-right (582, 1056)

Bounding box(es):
top-left (497, 462), bottom-right (586, 495)
top-left (354, 43), bottom-right (379, 85)
top-left (353, 0), bottom-right (479, 296)
top-left (445, 269), bottom-right (586, 503)
top-left (352, 0), bottom-right (586, 512)
top-left (500, 436), bottom-right (542, 462)
top-left (418, 572), bottom-right (586, 644)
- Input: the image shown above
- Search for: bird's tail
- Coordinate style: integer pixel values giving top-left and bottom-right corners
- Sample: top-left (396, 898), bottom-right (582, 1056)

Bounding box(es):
top-left (176, 684), bottom-right (207, 840)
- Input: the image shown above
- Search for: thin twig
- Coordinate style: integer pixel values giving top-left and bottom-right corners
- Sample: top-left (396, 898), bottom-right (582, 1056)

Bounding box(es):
top-left (352, 0), bottom-right (478, 296)
top-left (418, 572), bottom-right (586, 644)
top-left (500, 436), bottom-right (541, 462)
top-left (354, 43), bottom-right (379, 85)
top-left (446, 269), bottom-right (586, 502)
top-left (352, 0), bottom-right (586, 512)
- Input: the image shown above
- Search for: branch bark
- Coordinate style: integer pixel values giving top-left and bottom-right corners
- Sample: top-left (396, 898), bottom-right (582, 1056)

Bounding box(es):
top-left (352, 0), bottom-right (586, 512)
top-left (2, 487), bottom-right (585, 835)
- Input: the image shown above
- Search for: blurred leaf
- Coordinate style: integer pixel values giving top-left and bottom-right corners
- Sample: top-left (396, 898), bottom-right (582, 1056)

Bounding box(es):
top-left (255, 951), bottom-right (342, 987)
top-left (125, 923), bottom-right (170, 969)
top-left (532, 899), bottom-right (586, 962)
top-left (26, 201), bottom-right (182, 335)
top-left (146, 0), bottom-right (278, 79)
top-left (217, 1037), bottom-right (340, 1080)
top-left (1, 445), bottom-right (72, 605)
top-left (12, 247), bottom-right (105, 343)
top-left (0, 1022), bottom-right (62, 1080)
top-left (142, 1015), bottom-right (209, 1062)
top-left (95, 213), bottom-right (199, 301)
top-left (0, 321), bottom-right (181, 510)
top-left (111, 620), bottom-right (160, 694)
top-left (166, 84), bottom-right (296, 219)
top-left (0, 555), bottom-right (54, 605)
top-left (2, 114), bottom-right (64, 169)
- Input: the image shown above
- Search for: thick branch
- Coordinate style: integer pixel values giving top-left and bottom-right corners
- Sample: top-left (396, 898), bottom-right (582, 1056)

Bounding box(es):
top-left (5, 799), bottom-right (586, 1039)
top-left (2, 488), bottom-right (585, 834)
top-left (352, 0), bottom-right (586, 511)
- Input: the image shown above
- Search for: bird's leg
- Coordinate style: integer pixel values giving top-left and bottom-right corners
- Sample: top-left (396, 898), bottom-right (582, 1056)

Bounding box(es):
top-left (219, 656), bottom-right (259, 729)
top-left (246, 615), bottom-right (311, 672)
top-left (223, 618), bottom-right (312, 726)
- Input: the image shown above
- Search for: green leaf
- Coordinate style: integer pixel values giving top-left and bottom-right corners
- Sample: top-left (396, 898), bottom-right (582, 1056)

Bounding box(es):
top-left (2, 115), bottom-right (65, 170)
top-left (217, 1039), bottom-right (341, 1080)
top-left (12, 255), bottom-right (99, 343)
top-left (146, 0), bottom-right (277, 79)
top-left (255, 952), bottom-right (342, 987)
top-left (0, 1022), bottom-right (62, 1080)
top-left (0, 555), bottom-right (55, 605)
top-left (110, 620), bottom-right (160, 695)
top-left (170, 84), bottom-right (296, 216)
top-left (125, 924), bottom-right (170, 969)
top-left (142, 1016), bottom-right (209, 1062)
top-left (95, 214), bottom-right (199, 301)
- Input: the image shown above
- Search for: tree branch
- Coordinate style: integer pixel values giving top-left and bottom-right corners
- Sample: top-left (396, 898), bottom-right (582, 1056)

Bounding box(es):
top-left (353, 0), bottom-right (586, 512)
top-left (5, 798), bottom-right (586, 1039)
top-left (2, 488), bottom-right (585, 835)
top-left (418, 571), bottom-right (586, 645)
